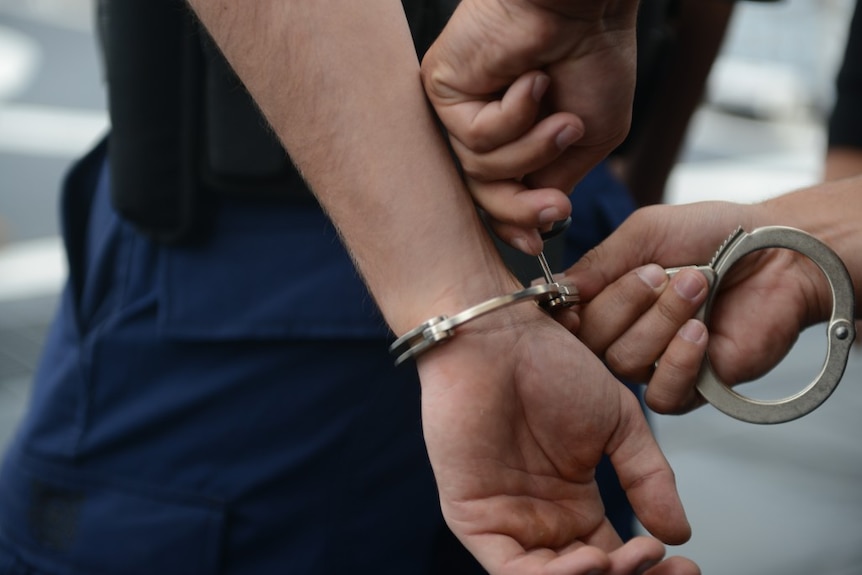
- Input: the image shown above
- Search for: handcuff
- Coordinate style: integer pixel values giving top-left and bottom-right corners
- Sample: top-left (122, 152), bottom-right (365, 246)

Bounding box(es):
top-left (665, 225), bottom-right (855, 424)
top-left (389, 218), bottom-right (578, 366)
top-left (390, 224), bottom-right (855, 425)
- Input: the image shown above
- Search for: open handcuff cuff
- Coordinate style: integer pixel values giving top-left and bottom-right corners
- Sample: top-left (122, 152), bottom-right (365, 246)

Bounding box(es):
top-left (390, 222), bottom-right (855, 425)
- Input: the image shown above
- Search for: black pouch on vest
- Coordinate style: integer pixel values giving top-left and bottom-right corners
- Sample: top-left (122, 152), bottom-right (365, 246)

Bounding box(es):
top-left (100, 0), bottom-right (208, 243)
top-left (99, 0), bottom-right (454, 244)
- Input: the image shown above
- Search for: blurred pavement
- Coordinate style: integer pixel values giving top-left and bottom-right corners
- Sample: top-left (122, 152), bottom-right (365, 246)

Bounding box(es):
top-left (0, 1), bottom-right (860, 573)
top-left (0, 0), bottom-right (105, 457)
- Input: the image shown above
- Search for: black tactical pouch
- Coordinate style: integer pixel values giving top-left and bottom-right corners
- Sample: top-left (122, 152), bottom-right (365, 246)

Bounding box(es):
top-left (100, 0), bottom-right (211, 243)
top-left (98, 0), bottom-right (454, 244)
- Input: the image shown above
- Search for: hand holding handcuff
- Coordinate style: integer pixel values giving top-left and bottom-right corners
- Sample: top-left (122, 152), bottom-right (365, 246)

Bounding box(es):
top-left (391, 222), bottom-right (855, 424)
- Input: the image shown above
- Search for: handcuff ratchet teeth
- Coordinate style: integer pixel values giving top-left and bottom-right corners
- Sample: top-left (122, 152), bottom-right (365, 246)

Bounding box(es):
top-left (666, 226), bottom-right (856, 424)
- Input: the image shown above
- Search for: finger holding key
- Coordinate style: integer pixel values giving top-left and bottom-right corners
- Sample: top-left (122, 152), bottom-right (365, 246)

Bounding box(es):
top-left (577, 265), bottom-right (709, 383)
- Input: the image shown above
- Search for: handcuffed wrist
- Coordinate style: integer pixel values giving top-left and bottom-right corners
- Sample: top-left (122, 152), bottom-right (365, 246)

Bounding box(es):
top-left (389, 281), bottom-right (577, 365)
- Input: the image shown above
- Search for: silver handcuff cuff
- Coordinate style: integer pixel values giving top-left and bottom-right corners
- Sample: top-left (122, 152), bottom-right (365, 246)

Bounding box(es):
top-left (665, 225), bottom-right (855, 424)
top-left (391, 224), bottom-right (855, 425)
top-left (390, 218), bottom-right (578, 366)
top-left (389, 282), bottom-right (578, 366)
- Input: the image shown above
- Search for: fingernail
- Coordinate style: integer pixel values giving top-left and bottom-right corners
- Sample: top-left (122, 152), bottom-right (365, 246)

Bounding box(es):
top-left (678, 319), bottom-right (706, 344)
top-left (636, 264), bottom-right (667, 289)
top-left (538, 207), bottom-right (562, 225)
top-left (513, 235), bottom-right (542, 256)
top-left (532, 73), bottom-right (550, 102)
top-left (512, 236), bottom-right (531, 254)
top-left (555, 124), bottom-right (580, 150)
top-left (673, 272), bottom-right (706, 301)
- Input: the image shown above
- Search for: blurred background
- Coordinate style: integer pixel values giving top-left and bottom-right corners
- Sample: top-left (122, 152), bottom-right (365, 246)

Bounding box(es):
top-left (0, 0), bottom-right (107, 451)
top-left (0, 0), bottom-right (860, 573)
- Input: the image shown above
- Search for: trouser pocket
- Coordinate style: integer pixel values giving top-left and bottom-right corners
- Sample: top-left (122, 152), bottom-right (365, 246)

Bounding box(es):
top-left (0, 455), bottom-right (225, 575)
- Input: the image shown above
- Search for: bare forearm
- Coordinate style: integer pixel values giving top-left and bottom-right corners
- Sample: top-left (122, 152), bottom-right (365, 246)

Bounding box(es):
top-left (758, 176), bottom-right (862, 307)
top-left (824, 147), bottom-right (862, 181)
top-left (187, 0), bottom-right (519, 334)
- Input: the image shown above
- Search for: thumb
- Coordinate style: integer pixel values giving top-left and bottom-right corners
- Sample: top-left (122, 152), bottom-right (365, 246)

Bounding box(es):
top-left (563, 209), bottom-right (665, 301)
top-left (607, 387), bottom-right (691, 545)
top-left (566, 201), bottom-right (757, 301)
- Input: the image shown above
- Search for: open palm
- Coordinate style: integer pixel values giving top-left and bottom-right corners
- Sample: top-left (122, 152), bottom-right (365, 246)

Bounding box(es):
top-left (416, 308), bottom-right (691, 573)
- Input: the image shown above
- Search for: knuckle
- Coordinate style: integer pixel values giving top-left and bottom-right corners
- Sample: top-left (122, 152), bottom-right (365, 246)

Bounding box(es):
top-left (655, 298), bottom-right (684, 327)
top-left (648, 359), bottom-right (699, 414)
top-left (462, 125), bottom-right (496, 153)
top-left (655, 286), bottom-right (699, 328)
top-left (605, 342), bottom-right (640, 377)
top-left (646, 387), bottom-right (684, 415)
top-left (577, 247), bottom-right (601, 271)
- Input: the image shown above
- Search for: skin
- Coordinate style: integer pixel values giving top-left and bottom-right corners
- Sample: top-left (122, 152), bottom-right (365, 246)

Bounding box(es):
top-left (564, 178), bottom-right (862, 414)
top-left (421, 0), bottom-right (639, 255)
top-left (422, 7), bottom-right (862, 414)
top-left (824, 147), bottom-right (862, 181)
top-left (185, 1), bottom-right (696, 573)
top-left (421, 0), bottom-right (736, 243)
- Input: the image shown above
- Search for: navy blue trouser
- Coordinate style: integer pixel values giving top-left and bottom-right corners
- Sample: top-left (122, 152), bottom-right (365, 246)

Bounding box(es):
top-left (0, 142), bottom-right (635, 574)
